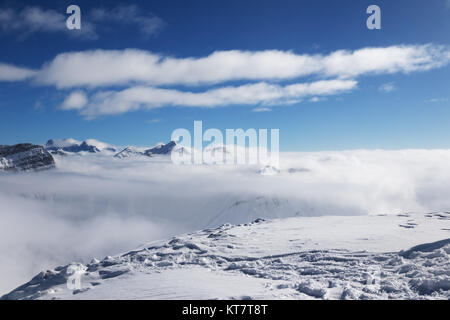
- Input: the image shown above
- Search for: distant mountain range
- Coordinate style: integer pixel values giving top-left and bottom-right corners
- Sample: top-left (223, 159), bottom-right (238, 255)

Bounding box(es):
top-left (113, 141), bottom-right (181, 158)
top-left (44, 138), bottom-right (185, 158)
top-left (1, 138), bottom-right (280, 174)
top-left (45, 138), bottom-right (117, 154)
top-left (0, 139), bottom-right (184, 172)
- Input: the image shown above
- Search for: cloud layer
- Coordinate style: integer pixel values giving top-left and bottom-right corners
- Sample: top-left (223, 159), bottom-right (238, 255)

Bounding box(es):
top-left (0, 63), bottom-right (37, 81)
top-left (0, 44), bottom-right (449, 116)
top-left (3, 149), bottom-right (450, 293)
top-left (35, 45), bottom-right (450, 88)
top-left (77, 80), bottom-right (357, 116)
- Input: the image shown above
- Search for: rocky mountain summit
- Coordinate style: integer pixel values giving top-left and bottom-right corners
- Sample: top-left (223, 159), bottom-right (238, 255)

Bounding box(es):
top-left (145, 141), bottom-right (177, 156)
top-left (114, 141), bottom-right (183, 158)
top-left (46, 139), bottom-right (117, 154)
top-left (0, 144), bottom-right (55, 172)
top-left (113, 146), bottom-right (145, 158)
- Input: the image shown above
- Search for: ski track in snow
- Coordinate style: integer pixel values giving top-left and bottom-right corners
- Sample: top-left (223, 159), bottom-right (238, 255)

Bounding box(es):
top-left (3, 212), bottom-right (449, 300)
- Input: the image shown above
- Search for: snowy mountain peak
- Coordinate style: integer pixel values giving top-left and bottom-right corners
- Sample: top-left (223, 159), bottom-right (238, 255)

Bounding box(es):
top-left (145, 141), bottom-right (177, 156)
top-left (83, 139), bottom-right (117, 153)
top-left (45, 138), bottom-right (81, 150)
top-left (114, 146), bottom-right (146, 158)
top-left (45, 138), bottom-right (116, 153)
top-left (114, 141), bottom-right (190, 159)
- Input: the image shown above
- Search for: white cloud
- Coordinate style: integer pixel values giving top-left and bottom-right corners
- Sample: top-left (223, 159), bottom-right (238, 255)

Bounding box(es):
top-left (60, 91), bottom-right (87, 110)
top-left (35, 44), bottom-right (450, 88)
top-left (0, 7), bottom-right (64, 33)
top-left (309, 97), bottom-right (326, 103)
top-left (0, 6), bottom-right (96, 39)
top-left (322, 45), bottom-right (448, 77)
top-left (0, 63), bottom-right (37, 81)
top-left (0, 5), bottom-right (163, 40)
top-left (379, 82), bottom-right (396, 93)
top-left (73, 79), bottom-right (357, 117)
top-left (252, 107), bottom-right (272, 112)
top-left (1, 44), bottom-right (449, 115)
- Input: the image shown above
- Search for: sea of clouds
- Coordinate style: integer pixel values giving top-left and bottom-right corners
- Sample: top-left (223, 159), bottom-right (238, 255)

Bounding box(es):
top-left (1, 149), bottom-right (450, 294)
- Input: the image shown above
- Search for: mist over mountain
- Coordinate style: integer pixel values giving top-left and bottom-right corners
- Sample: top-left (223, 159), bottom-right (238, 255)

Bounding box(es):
top-left (45, 138), bottom-right (117, 153)
top-left (2, 145), bottom-right (450, 297)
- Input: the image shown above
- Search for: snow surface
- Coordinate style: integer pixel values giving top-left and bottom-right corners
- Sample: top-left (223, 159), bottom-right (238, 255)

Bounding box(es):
top-left (3, 213), bottom-right (449, 300)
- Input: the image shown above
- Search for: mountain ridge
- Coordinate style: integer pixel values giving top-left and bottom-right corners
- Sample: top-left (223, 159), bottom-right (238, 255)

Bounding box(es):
top-left (0, 143), bottom-right (55, 172)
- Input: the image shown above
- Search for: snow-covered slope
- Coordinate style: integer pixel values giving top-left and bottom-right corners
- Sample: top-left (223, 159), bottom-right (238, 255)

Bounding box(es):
top-left (3, 212), bottom-right (449, 300)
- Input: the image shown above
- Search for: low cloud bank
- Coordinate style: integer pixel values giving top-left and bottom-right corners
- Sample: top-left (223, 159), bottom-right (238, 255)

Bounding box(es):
top-left (1, 149), bottom-right (450, 293)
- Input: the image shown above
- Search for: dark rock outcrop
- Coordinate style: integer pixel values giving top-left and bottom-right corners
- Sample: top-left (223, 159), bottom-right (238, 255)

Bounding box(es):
top-left (0, 143), bottom-right (55, 172)
top-left (144, 141), bottom-right (177, 156)
top-left (49, 149), bottom-right (68, 157)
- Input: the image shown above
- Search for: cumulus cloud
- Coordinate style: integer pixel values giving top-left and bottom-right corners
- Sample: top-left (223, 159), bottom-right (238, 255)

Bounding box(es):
top-left (0, 63), bottom-right (37, 81)
top-left (34, 45), bottom-right (450, 88)
top-left (71, 79), bottom-right (357, 116)
top-left (59, 91), bottom-right (88, 110)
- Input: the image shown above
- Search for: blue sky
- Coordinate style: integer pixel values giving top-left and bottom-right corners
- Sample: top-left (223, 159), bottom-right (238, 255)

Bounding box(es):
top-left (0, 0), bottom-right (449, 150)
